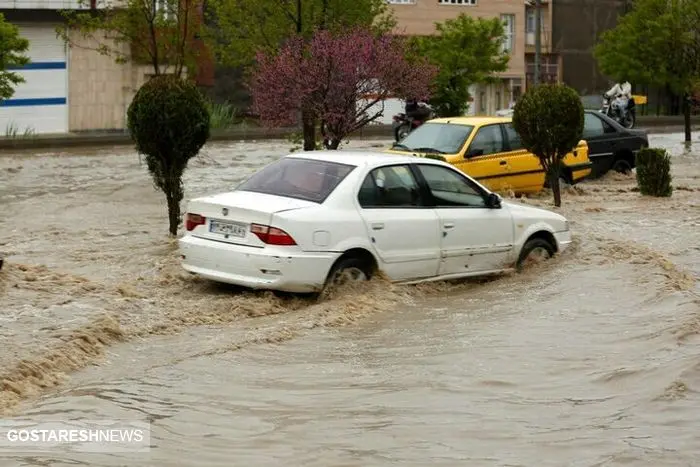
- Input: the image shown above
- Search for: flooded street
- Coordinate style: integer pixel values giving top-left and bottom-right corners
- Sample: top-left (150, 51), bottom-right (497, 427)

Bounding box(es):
top-left (1, 134), bottom-right (699, 466)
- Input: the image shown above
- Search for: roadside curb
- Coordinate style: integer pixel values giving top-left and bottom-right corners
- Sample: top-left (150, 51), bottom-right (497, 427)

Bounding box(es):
top-left (0, 125), bottom-right (391, 151)
top-left (1, 117), bottom-right (699, 151)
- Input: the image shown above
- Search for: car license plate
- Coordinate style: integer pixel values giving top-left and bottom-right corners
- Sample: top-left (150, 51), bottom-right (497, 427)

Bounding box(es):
top-left (209, 219), bottom-right (246, 237)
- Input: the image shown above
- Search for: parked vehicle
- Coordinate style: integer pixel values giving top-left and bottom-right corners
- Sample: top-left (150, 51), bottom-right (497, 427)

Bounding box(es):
top-left (179, 152), bottom-right (572, 293)
top-left (392, 103), bottom-right (433, 141)
top-left (387, 117), bottom-right (592, 195)
top-left (600, 94), bottom-right (646, 129)
top-left (582, 110), bottom-right (649, 177)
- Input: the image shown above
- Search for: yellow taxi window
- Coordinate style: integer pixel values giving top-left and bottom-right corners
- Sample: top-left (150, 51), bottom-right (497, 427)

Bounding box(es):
top-left (467, 124), bottom-right (505, 156)
top-left (503, 124), bottom-right (525, 151)
top-left (400, 122), bottom-right (474, 154)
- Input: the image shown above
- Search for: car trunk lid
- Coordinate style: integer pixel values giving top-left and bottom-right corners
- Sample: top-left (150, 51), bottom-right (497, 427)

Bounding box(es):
top-left (185, 191), bottom-right (317, 247)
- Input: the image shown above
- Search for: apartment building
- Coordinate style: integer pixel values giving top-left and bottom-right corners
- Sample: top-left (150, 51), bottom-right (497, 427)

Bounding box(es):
top-left (388, 0), bottom-right (536, 116)
top-left (0, 0), bottom-right (213, 135)
top-left (551, 0), bottom-right (628, 94)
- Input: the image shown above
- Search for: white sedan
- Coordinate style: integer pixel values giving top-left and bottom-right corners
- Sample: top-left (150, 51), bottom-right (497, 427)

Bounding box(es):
top-left (179, 151), bottom-right (572, 293)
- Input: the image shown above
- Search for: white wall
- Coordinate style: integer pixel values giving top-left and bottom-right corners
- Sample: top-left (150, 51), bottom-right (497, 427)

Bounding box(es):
top-left (358, 98), bottom-right (406, 125)
top-left (0, 23), bottom-right (68, 135)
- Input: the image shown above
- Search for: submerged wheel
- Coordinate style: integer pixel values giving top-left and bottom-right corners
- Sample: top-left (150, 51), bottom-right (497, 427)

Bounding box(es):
top-left (612, 158), bottom-right (633, 174)
top-left (323, 256), bottom-right (373, 294)
top-left (516, 238), bottom-right (556, 272)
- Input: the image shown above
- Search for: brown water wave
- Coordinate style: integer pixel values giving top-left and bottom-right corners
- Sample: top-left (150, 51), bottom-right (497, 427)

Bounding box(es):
top-left (1, 135), bottom-right (699, 465)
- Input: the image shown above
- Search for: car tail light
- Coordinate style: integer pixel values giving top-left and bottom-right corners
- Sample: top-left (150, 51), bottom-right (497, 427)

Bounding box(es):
top-left (185, 213), bottom-right (206, 231)
top-left (250, 224), bottom-right (297, 245)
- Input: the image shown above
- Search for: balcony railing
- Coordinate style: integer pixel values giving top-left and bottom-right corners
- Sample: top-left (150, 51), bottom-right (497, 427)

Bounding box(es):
top-left (0, 0), bottom-right (95, 9)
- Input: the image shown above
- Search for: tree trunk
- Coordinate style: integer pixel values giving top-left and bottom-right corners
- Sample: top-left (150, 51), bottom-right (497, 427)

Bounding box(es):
top-left (549, 169), bottom-right (562, 207)
top-left (302, 109), bottom-right (316, 151)
top-left (327, 138), bottom-right (341, 150)
top-left (683, 92), bottom-right (692, 142)
top-left (166, 191), bottom-right (180, 237)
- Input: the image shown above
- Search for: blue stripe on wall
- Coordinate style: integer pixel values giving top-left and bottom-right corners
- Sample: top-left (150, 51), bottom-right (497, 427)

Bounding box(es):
top-left (0, 98), bottom-right (67, 107)
top-left (6, 62), bottom-right (67, 71)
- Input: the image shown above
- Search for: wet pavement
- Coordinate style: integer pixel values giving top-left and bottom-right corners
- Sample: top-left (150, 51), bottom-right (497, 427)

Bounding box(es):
top-left (1, 135), bottom-right (699, 466)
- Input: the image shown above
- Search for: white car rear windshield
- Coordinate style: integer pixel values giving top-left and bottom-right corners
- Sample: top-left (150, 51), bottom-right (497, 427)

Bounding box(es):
top-left (236, 157), bottom-right (356, 203)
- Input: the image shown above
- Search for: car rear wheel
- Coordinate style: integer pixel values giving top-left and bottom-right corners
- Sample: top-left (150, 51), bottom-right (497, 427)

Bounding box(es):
top-left (323, 257), bottom-right (372, 294)
top-left (516, 238), bottom-right (556, 272)
top-left (612, 158), bottom-right (633, 174)
top-left (395, 124), bottom-right (411, 142)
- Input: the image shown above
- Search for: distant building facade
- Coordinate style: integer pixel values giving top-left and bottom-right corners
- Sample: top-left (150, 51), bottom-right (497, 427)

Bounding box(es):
top-left (387, 0), bottom-right (529, 117)
top-left (0, 1), bottom-right (213, 135)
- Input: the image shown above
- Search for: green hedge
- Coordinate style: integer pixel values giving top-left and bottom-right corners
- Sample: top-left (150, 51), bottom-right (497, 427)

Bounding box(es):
top-left (635, 147), bottom-right (672, 197)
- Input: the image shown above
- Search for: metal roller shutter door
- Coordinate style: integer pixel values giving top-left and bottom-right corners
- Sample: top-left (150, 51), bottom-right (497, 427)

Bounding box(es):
top-left (0, 22), bottom-right (68, 135)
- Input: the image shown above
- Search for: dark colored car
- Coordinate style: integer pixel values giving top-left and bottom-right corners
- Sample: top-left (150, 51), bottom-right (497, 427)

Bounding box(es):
top-left (582, 110), bottom-right (649, 178)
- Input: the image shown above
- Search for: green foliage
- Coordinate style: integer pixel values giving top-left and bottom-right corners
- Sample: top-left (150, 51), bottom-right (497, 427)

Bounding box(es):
top-left (57, 0), bottom-right (203, 76)
top-left (0, 13), bottom-right (29, 101)
top-left (287, 131), bottom-right (323, 153)
top-left (512, 84), bottom-right (584, 207)
top-left (635, 148), bottom-right (672, 197)
top-left (594, 0), bottom-right (700, 96)
top-left (206, 0), bottom-right (396, 68)
top-left (127, 75), bottom-right (211, 235)
top-left (206, 100), bottom-right (238, 129)
top-left (411, 14), bottom-right (509, 118)
top-left (4, 121), bottom-right (35, 138)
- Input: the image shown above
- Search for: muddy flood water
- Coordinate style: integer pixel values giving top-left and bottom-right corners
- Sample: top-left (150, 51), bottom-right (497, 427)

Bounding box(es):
top-left (1, 134), bottom-right (699, 466)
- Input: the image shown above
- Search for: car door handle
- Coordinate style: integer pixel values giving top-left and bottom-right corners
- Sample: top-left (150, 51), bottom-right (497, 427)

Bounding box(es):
top-left (499, 160), bottom-right (507, 165)
top-left (371, 223), bottom-right (384, 230)
top-left (443, 222), bottom-right (455, 229)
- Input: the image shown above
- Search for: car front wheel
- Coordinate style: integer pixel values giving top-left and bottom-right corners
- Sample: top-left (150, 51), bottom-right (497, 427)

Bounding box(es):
top-left (516, 238), bottom-right (556, 272)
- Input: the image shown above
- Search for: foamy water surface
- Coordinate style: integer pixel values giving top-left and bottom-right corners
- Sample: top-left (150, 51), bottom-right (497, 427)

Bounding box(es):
top-left (1, 134), bottom-right (699, 466)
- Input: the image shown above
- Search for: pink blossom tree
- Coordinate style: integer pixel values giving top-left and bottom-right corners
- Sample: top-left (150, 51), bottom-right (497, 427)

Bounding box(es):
top-left (250, 27), bottom-right (437, 149)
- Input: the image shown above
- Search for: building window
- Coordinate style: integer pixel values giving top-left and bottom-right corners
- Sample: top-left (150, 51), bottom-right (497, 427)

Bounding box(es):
top-left (438, 0), bottom-right (477, 5)
top-left (155, 0), bottom-right (177, 20)
top-left (479, 91), bottom-right (487, 113)
top-left (526, 8), bottom-right (543, 45)
top-left (500, 14), bottom-right (514, 54)
top-left (386, 0), bottom-right (416, 3)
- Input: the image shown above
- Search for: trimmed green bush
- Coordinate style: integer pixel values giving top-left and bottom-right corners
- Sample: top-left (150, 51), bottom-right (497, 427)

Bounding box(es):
top-left (127, 75), bottom-right (211, 235)
top-left (635, 147), bottom-right (672, 197)
top-left (512, 83), bottom-right (584, 207)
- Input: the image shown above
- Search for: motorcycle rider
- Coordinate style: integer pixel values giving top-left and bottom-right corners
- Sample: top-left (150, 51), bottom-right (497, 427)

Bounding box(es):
top-left (605, 79), bottom-right (632, 119)
top-left (404, 98), bottom-right (431, 122)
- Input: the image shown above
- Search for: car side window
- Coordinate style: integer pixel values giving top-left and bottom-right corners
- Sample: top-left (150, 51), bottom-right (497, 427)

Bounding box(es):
top-left (503, 124), bottom-right (525, 151)
top-left (467, 124), bottom-right (505, 157)
top-left (357, 164), bottom-right (423, 208)
top-left (583, 113), bottom-right (605, 138)
top-left (415, 164), bottom-right (487, 208)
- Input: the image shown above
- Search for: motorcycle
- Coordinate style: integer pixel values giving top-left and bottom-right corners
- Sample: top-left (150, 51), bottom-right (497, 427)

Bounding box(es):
top-left (392, 103), bottom-right (433, 141)
top-left (600, 94), bottom-right (636, 129)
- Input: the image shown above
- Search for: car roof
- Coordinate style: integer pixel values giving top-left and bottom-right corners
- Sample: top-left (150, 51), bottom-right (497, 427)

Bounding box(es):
top-left (286, 150), bottom-right (447, 168)
top-left (427, 116), bottom-right (511, 126)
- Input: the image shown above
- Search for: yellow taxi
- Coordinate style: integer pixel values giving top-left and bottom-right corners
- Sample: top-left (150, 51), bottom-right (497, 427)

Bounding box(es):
top-left (387, 116), bottom-right (592, 195)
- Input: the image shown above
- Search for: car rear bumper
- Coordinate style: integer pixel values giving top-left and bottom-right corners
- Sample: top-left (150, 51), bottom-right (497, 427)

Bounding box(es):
top-left (554, 230), bottom-right (573, 254)
top-left (179, 235), bottom-right (340, 293)
top-left (568, 161), bottom-right (593, 183)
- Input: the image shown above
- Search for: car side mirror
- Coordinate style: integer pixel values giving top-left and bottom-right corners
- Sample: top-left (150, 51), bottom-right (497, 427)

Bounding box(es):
top-left (466, 148), bottom-right (484, 158)
top-left (486, 193), bottom-right (502, 209)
